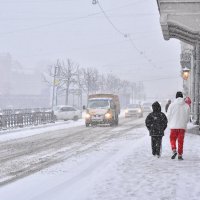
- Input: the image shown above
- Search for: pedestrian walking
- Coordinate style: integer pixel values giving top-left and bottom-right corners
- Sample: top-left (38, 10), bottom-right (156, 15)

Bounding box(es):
top-left (166, 91), bottom-right (190, 160)
top-left (145, 101), bottom-right (168, 158)
top-left (185, 96), bottom-right (191, 107)
top-left (185, 96), bottom-right (192, 122)
top-left (165, 99), bottom-right (171, 113)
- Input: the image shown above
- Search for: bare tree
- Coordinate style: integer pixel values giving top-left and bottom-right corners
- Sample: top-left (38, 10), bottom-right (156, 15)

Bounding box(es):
top-left (58, 59), bottom-right (78, 105)
top-left (73, 66), bottom-right (84, 108)
top-left (105, 74), bottom-right (122, 94)
top-left (130, 82), bottom-right (137, 104)
top-left (43, 62), bottom-right (64, 107)
top-left (44, 59), bottom-right (145, 107)
top-left (81, 67), bottom-right (99, 100)
top-left (119, 80), bottom-right (130, 94)
top-left (98, 73), bottom-right (106, 93)
top-left (44, 59), bottom-right (79, 106)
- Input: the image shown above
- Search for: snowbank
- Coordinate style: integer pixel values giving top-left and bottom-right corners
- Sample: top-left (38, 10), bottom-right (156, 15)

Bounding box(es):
top-left (0, 119), bottom-right (84, 142)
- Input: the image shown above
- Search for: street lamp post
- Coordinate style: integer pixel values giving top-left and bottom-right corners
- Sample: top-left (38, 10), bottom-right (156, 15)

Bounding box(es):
top-left (181, 67), bottom-right (190, 98)
top-left (52, 66), bottom-right (59, 110)
top-left (182, 67), bottom-right (190, 80)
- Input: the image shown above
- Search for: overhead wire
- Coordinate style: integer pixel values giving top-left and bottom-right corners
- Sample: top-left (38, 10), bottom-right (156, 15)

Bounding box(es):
top-left (0, 0), bottom-right (173, 74)
top-left (95, 0), bottom-right (159, 69)
top-left (0, 2), bottom-right (156, 35)
top-left (97, 1), bottom-right (128, 37)
top-left (0, 0), bottom-right (156, 36)
top-left (137, 76), bottom-right (180, 82)
top-left (0, 12), bottom-right (103, 35)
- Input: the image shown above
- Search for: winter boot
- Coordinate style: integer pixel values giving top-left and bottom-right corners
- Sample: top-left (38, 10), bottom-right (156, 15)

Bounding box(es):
top-left (152, 151), bottom-right (156, 156)
top-left (156, 150), bottom-right (161, 158)
top-left (171, 150), bottom-right (177, 159)
top-left (178, 155), bottom-right (184, 160)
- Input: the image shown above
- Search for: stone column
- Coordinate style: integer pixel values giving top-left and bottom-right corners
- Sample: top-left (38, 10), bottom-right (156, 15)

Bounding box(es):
top-left (195, 43), bottom-right (200, 125)
top-left (180, 42), bottom-right (193, 97)
top-left (191, 49), bottom-right (196, 117)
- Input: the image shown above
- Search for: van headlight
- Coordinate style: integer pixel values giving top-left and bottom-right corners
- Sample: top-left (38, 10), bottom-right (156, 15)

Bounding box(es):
top-left (137, 109), bottom-right (142, 113)
top-left (85, 113), bottom-right (91, 119)
top-left (105, 113), bottom-right (112, 119)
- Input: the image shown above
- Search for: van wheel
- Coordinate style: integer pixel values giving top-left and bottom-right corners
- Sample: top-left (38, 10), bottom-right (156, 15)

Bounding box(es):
top-left (110, 119), bottom-right (115, 127)
top-left (85, 123), bottom-right (90, 127)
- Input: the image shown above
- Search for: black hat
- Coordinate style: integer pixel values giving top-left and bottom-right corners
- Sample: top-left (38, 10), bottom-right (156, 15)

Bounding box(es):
top-left (152, 101), bottom-right (161, 112)
top-left (176, 91), bottom-right (183, 98)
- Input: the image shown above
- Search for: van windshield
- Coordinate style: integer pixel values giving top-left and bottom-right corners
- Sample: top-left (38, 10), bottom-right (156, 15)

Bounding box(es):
top-left (88, 99), bottom-right (110, 109)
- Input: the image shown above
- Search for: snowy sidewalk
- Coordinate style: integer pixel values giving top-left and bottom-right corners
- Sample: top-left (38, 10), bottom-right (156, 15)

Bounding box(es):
top-left (1, 127), bottom-right (200, 200)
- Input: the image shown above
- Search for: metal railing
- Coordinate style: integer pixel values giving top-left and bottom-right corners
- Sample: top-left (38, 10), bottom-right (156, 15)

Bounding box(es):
top-left (0, 108), bottom-right (55, 130)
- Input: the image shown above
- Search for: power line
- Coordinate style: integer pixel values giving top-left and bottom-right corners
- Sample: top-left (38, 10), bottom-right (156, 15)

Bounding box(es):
top-left (96, 1), bottom-right (127, 37)
top-left (139, 76), bottom-right (180, 82)
top-left (102, 58), bottom-right (179, 67)
top-left (0, 12), bottom-right (102, 35)
top-left (93, 0), bottom-right (159, 69)
top-left (1, 13), bottom-right (157, 22)
top-left (0, 2), bottom-right (153, 36)
top-left (15, 39), bottom-right (130, 58)
top-left (127, 36), bottom-right (157, 68)
top-left (0, 0), bottom-right (153, 36)
top-left (0, 0), bottom-right (75, 3)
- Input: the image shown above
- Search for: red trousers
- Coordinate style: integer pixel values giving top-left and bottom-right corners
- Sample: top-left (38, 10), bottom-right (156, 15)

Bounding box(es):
top-left (170, 129), bottom-right (185, 155)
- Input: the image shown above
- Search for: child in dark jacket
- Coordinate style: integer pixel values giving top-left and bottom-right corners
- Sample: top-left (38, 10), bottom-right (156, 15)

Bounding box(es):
top-left (145, 101), bottom-right (168, 158)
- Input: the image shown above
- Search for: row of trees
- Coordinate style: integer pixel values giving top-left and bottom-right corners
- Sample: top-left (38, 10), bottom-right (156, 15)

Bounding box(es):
top-left (44, 59), bottom-right (145, 108)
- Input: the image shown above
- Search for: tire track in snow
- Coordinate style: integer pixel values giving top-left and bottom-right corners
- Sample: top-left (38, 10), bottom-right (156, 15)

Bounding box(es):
top-left (0, 118), bottom-right (144, 186)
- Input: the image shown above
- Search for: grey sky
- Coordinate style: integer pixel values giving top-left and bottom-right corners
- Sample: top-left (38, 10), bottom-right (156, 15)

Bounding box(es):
top-left (0, 0), bottom-right (182, 100)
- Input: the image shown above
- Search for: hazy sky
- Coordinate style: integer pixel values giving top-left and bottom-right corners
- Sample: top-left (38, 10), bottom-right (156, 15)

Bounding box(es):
top-left (0, 0), bottom-right (182, 100)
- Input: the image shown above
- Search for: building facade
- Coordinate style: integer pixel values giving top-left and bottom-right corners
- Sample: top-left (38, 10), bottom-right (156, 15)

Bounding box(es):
top-left (157, 0), bottom-right (200, 124)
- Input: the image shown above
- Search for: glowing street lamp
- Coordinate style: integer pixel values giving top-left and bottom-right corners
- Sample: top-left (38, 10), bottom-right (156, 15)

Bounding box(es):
top-left (182, 67), bottom-right (190, 80)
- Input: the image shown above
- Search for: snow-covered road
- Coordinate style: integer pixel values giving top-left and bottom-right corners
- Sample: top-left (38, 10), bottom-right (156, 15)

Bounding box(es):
top-left (0, 117), bottom-right (143, 186)
top-left (1, 117), bottom-right (200, 200)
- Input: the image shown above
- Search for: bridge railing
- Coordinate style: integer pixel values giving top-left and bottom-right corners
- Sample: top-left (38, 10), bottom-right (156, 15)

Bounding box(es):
top-left (0, 108), bottom-right (55, 130)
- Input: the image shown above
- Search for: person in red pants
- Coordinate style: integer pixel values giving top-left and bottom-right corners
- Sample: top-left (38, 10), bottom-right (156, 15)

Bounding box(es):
top-left (166, 91), bottom-right (190, 160)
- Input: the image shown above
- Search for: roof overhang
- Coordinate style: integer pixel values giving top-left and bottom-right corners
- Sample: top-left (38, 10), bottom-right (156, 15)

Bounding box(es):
top-left (157, 0), bottom-right (200, 45)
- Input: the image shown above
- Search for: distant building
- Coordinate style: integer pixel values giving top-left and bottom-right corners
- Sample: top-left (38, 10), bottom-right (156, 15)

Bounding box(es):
top-left (0, 53), bottom-right (12, 95)
top-left (0, 53), bottom-right (50, 108)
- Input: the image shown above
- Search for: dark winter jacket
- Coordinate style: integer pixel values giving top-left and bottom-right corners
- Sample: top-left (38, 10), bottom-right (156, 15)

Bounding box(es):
top-left (145, 101), bottom-right (168, 136)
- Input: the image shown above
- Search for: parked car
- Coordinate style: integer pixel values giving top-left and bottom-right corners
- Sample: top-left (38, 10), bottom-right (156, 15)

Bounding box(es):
top-left (142, 103), bottom-right (152, 113)
top-left (54, 105), bottom-right (82, 121)
top-left (125, 104), bottom-right (143, 118)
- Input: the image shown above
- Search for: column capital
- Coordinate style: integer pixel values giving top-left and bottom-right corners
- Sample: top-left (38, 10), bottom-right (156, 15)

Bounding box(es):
top-left (157, 0), bottom-right (200, 44)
